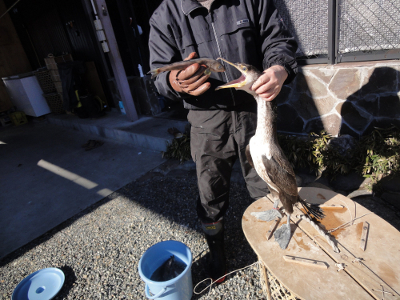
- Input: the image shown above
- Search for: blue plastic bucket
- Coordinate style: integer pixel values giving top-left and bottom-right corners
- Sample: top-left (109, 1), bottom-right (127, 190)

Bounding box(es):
top-left (138, 240), bottom-right (193, 300)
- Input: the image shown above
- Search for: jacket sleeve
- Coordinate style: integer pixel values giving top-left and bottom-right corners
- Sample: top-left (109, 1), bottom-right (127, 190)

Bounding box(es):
top-left (148, 13), bottom-right (187, 101)
top-left (256, 0), bottom-right (298, 84)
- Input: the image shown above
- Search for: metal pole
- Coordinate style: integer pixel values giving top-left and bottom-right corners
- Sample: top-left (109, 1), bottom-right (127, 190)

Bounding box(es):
top-left (328, 0), bottom-right (337, 64)
top-left (92, 0), bottom-right (138, 121)
top-left (335, 0), bottom-right (341, 64)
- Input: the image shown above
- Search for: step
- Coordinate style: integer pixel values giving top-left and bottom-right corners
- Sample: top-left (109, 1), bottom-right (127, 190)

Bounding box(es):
top-left (46, 111), bottom-right (188, 152)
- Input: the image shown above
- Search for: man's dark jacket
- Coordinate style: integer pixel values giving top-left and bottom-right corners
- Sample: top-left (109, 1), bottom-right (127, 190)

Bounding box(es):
top-left (149, 0), bottom-right (298, 110)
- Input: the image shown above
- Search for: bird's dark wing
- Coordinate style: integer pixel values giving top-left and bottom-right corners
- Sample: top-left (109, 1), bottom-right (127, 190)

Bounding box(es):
top-left (263, 152), bottom-right (297, 196)
top-left (273, 145), bottom-right (296, 178)
top-left (245, 144), bottom-right (254, 169)
top-left (261, 152), bottom-right (298, 212)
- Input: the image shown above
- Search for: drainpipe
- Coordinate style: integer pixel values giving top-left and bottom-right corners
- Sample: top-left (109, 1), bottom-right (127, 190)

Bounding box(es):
top-left (91, 0), bottom-right (138, 121)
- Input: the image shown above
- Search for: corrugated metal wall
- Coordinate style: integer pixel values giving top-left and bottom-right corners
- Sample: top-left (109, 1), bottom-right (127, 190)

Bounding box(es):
top-left (6, 0), bottom-right (101, 68)
top-left (25, 8), bottom-right (72, 63)
top-left (104, 0), bottom-right (163, 76)
top-left (5, 0), bottom-right (113, 106)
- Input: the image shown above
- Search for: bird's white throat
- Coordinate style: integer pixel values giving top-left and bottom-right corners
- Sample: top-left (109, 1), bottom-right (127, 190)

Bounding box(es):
top-left (254, 95), bottom-right (276, 143)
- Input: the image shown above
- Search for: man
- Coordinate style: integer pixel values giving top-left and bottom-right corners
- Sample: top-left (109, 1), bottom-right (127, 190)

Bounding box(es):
top-left (149, 0), bottom-right (298, 282)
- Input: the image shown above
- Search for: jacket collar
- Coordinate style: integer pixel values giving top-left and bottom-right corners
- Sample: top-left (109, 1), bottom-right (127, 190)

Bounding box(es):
top-left (181, 0), bottom-right (203, 15)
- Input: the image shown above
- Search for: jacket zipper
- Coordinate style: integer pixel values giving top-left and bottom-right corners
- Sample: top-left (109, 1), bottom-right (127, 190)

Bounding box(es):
top-left (211, 22), bottom-right (236, 106)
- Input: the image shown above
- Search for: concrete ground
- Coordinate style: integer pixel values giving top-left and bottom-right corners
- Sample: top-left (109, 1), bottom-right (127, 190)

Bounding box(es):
top-left (2, 109), bottom-right (400, 264)
top-left (0, 111), bottom-right (187, 259)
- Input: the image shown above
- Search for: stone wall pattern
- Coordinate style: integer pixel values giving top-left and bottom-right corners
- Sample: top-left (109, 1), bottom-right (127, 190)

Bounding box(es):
top-left (276, 60), bottom-right (400, 137)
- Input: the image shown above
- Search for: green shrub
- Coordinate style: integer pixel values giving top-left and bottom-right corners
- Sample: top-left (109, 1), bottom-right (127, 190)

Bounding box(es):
top-left (278, 127), bottom-right (400, 189)
top-left (162, 126), bottom-right (400, 189)
top-left (354, 126), bottom-right (400, 188)
top-left (162, 133), bottom-right (191, 163)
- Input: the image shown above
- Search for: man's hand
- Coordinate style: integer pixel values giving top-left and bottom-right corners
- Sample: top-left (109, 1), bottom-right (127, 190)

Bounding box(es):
top-left (169, 52), bottom-right (211, 96)
top-left (251, 65), bottom-right (288, 102)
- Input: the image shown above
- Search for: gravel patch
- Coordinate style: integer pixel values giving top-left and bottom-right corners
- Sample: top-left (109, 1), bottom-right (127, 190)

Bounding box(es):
top-left (1, 160), bottom-right (399, 300)
top-left (0, 162), bottom-right (264, 300)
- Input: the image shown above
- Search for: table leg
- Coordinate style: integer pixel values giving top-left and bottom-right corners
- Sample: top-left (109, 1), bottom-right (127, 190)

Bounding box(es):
top-left (258, 256), bottom-right (272, 300)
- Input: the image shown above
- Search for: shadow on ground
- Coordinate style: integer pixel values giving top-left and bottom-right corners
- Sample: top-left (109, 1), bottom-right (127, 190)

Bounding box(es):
top-left (0, 159), bottom-right (263, 299)
top-left (2, 157), bottom-right (400, 299)
top-left (122, 165), bottom-right (260, 295)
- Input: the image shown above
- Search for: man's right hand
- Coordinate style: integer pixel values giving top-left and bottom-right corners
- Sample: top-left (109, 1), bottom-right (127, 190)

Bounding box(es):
top-left (169, 52), bottom-right (211, 97)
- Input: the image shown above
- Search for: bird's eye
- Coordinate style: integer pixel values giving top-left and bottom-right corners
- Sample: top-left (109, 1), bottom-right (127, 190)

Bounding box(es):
top-left (242, 66), bottom-right (247, 71)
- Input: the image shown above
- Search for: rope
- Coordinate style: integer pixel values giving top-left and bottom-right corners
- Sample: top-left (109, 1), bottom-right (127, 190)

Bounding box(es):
top-left (193, 261), bottom-right (260, 296)
top-left (296, 214), bottom-right (340, 253)
top-left (194, 198), bottom-right (372, 296)
top-left (295, 195), bottom-right (373, 253)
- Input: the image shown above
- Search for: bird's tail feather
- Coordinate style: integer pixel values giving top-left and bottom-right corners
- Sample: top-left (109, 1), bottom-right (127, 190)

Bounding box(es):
top-left (147, 68), bottom-right (161, 79)
top-left (298, 197), bottom-right (325, 220)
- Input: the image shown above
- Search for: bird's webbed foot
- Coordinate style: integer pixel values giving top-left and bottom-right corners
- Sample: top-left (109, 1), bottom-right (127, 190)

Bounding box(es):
top-left (274, 223), bottom-right (292, 249)
top-left (251, 208), bottom-right (282, 222)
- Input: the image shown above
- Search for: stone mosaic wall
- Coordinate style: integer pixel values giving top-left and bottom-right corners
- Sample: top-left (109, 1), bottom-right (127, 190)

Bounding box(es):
top-left (276, 60), bottom-right (400, 137)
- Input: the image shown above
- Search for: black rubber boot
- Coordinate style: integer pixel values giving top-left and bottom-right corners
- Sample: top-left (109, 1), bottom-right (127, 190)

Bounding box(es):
top-left (201, 220), bottom-right (227, 283)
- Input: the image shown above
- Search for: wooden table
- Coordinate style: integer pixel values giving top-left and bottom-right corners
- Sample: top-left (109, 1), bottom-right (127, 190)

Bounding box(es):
top-left (242, 187), bottom-right (400, 300)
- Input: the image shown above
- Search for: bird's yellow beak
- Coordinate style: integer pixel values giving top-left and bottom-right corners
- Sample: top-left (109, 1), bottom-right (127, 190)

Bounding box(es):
top-left (215, 58), bottom-right (248, 91)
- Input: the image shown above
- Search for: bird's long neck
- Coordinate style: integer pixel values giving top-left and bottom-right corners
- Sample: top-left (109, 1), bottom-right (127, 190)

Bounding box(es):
top-left (254, 95), bottom-right (278, 143)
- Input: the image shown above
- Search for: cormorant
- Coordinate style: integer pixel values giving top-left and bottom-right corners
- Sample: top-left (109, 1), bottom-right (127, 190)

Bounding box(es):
top-left (216, 58), bottom-right (324, 249)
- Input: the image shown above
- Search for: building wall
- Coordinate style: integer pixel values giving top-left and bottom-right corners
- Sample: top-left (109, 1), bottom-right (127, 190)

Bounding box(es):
top-left (0, 0), bottom-right (32, 112)
top-left (5, 0), bottom-right (100, 69)
top-left (2, 0), bottom-right (116, 109)
top-left (276, 60), bottom-right (400, 137)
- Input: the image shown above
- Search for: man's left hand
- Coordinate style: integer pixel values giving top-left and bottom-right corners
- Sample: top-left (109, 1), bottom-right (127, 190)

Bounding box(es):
top-left (251, 65), bottom-right (288, 102)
